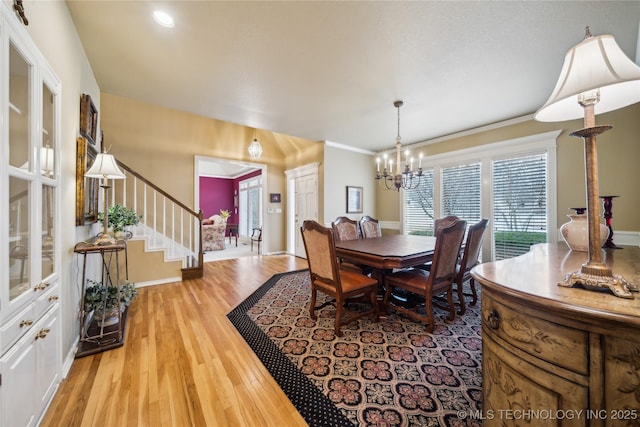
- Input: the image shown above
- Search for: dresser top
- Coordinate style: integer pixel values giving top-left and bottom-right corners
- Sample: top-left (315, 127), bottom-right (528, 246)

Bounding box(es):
top-left (472, 243), bottom-right (640, 327)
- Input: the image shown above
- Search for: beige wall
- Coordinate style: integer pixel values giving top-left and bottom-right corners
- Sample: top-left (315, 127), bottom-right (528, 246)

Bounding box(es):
top-left (100, 93), bottom-right (322, 266)
top-left (323, 144), bottom-right (376, 225)
top-left (376, 103), bottom-right (640, 233)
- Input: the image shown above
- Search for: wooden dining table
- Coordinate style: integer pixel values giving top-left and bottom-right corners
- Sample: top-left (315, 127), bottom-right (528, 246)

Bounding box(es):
top-left (334, 234), bottom-right (437, 271)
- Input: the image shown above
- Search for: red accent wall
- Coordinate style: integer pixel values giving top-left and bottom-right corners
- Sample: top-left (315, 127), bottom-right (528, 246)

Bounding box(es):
top-left (199, 169), bottom-right (262, 227)
top-left (199, 177), bottom-right (234, 220)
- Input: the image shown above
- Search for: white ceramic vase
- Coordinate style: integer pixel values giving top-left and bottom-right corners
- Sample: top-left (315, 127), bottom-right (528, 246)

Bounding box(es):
top-left (560, 211), bottom-right (609, 252)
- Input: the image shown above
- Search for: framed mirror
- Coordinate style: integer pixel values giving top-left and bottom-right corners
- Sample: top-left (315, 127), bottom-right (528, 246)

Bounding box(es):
top-left (76, 137), bottom-right (99, 225)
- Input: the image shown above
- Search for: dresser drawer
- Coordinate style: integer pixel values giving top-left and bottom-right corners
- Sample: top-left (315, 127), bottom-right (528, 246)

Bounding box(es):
top-left (1, 303), bottom-right (36, 355)
top-left (482, 294), bottom-right (589, 376)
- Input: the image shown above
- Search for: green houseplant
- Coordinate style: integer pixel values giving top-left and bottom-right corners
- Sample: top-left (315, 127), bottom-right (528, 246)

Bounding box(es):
top-left (97, 204), bottom-right (142, 234)
top-left (84, 279), bottom-right (137, 325)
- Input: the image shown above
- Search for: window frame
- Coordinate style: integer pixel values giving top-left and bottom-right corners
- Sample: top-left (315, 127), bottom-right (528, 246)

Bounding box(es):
top-left (401, 130), bottom-right (560, 262)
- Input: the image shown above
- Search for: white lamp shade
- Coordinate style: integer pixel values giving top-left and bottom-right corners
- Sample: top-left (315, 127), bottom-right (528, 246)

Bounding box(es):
top-left (535, 34), bottom-right (640, 122)
top-left (85, 153), bottom-right (126, 179)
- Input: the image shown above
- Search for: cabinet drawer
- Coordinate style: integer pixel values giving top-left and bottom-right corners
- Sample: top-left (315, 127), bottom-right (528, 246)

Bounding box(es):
top-left (1, 303), bottom-right (36, 355)
top-left (35, 281), bottom-right (59, 319)
top-left (482, 294), bottom-right (589, 375)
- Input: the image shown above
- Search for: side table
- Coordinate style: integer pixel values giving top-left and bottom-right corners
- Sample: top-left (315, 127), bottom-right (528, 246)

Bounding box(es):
top-left (74, 237), bottom-right (129, 358)
top-left (226, 223), bottom-right (238, 246)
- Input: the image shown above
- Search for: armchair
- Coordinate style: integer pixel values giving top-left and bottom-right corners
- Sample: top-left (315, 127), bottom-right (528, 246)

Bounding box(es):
top-left (202, 215), bottom-right (226, 251)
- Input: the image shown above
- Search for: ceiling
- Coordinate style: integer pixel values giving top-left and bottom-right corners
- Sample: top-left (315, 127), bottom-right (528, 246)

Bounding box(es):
top-left (66, 1), bottom-right (640, 158)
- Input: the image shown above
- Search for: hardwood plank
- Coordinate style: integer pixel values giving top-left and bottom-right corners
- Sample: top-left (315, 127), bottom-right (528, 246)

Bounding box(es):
top-left (40, 255), bottom-right (309, 427)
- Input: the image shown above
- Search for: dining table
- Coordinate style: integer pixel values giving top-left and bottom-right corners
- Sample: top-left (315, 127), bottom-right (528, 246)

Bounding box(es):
top-left (335, 234), bottom-right (437, 310)
top-left (334, 234), bottom-right (437, 271)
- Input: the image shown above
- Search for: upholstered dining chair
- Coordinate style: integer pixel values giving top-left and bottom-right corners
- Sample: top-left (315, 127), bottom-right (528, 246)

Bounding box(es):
top-left (301, 220), bottom-right (379, 337)
top-left (359, 215), bottom-right (382, 238)
top-left (383, 219), bottom-right (466, 333)
top-left (454, 218), bottom-right (489, 315)
top-left (331, 216), bottom-right (370, 275)
top-left (434, 215), bottom-right (460, 235)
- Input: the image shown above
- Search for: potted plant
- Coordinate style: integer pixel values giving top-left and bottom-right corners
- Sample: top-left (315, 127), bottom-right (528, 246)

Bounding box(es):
top-left (219, 209), bottom-right (231, 223)
top-left (97, 204), bottom-right (142, 237)
top-left (84, 279), bottom-right (137, 325)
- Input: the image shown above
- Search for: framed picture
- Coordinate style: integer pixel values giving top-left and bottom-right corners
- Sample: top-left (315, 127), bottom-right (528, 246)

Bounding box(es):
top-left (346, 186), bottom-right (363, 213)
top-left (270, 193), bottom-right (281, 203)
top-left (76, 137), bottom-right (99, 225)
top-left (79, 93), bottom-right (98, 145)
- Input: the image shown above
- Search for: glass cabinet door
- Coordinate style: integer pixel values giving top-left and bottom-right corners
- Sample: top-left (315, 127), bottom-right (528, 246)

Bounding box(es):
top-left (7, 40), bottom-right (33, 304)
top-left (8, 177), bottom-right (31, 301)
top-left (8, 41), bottom-right (30, 170)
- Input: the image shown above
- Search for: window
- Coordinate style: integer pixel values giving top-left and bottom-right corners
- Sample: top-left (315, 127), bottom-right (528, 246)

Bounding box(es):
top-left (493, 154), bottom-right (548, 260)
top-left (239, 176), bottom-right (262, 237)
top-left (404, 170), bottom-right (434, 235)
top-left (442, 162), bottom-right (481, 227)
top-left (401, 130), bottom-right (559, 261)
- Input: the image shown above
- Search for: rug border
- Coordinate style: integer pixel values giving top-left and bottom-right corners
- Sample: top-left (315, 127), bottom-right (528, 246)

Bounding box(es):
top-left (227, 269), bottom-right (354, 427)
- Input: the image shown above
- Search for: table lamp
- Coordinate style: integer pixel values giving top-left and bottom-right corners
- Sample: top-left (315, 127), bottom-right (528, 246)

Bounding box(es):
top-left (535, 27), bottom-right (640, 298)
top-left (85, 151), bottom-right (126, 246)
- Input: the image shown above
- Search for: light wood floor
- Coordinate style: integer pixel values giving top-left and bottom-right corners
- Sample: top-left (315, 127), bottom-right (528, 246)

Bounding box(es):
top-left (41, 255), bottom-right (310, 427)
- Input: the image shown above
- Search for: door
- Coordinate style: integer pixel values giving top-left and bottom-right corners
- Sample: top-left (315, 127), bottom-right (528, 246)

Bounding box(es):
top-left (294, 174), bottom-right (317, 258)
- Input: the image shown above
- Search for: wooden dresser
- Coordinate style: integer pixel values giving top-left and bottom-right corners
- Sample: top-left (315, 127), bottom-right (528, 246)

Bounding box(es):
top-left (471, 243), bottom-right (640, 426)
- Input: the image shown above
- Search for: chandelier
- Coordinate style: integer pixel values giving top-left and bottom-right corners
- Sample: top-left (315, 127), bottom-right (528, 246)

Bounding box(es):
top-left (248, 129), bottom-right (263, 159)
top-left (375, 100), bottom-right (423, 191)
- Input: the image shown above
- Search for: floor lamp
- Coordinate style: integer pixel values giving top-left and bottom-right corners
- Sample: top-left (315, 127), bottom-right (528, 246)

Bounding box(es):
top-left (535, 27), bottom-right (640, 299)
top-left (85, 152), bottom-right (126, 246)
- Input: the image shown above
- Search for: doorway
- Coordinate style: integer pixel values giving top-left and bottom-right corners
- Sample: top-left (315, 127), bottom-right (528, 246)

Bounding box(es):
top-left (195, 156), bottom-right (267, 256)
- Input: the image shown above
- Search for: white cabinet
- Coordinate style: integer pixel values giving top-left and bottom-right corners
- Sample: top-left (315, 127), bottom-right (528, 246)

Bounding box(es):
top-left (1, 3), bottom-right (62, 426)
top-left (1, 306), bottom-right (60, 427)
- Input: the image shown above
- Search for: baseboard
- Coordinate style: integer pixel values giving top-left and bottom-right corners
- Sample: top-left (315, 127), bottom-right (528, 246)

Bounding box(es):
top-left (135, 276), bottom-right (183, 288)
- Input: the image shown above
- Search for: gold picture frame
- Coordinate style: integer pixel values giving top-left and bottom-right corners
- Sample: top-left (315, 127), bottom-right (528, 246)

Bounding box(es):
top-left (76, 137), bottom-right (99, 225)
top-left (79, 93), bottom-right (98, 145)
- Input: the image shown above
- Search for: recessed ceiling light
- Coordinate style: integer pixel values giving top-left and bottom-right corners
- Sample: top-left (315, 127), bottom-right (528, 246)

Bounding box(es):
top-left (153, 10), bottom-right (174, 28)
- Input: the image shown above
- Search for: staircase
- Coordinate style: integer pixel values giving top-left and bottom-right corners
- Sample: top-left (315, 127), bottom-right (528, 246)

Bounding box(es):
top-left (110, 160), bottom-right (204, 280)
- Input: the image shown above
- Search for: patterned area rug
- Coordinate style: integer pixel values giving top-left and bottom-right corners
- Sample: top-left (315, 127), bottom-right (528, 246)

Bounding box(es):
top-left (227, 270), bottom-right (482, 427)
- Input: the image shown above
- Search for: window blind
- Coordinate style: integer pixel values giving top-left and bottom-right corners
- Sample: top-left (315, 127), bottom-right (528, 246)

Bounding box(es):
top-left (404, 170), bottom-right (435, 235)
top-left (442, 162), bottom-right (481, 227)
top-left (492, 153), bottom-right (547, 260)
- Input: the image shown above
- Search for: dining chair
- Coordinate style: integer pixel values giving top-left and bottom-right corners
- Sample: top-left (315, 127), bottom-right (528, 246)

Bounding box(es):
top-left (434, 215), bottom-right (460, 235)
top-left (331, 217), bottom-right (371, 275)
top-left (359, 215), bottom-right (382, 238)
top-left (300, 220), bottom-right (379, 337)
top-left (454, 218), bottom-right (489, 315)
top-left (383, 219), bottom-right (466, 332)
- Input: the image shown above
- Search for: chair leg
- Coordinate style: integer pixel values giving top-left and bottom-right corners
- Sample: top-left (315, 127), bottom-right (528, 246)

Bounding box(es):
top-left (309, 288), bottom-right (317, 320)
top-left (425, 296), bottom-right (435, 333)
top-left (456, 279), bottom-right (467, 315)
top-left (445, 285), bottom-right (456, 321)
top-left (469, 278), bottom-right (478, 306)
top-left (334, 297), bottom-right (343, 337)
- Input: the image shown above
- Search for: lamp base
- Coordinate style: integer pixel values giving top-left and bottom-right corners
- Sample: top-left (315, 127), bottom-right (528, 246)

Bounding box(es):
top-left (559, 266), bottom-right (637, 299)
top-left (92, 232), bottom-right (118, 246)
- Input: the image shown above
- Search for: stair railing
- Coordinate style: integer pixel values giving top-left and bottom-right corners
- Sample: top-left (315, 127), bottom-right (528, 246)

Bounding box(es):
top-left (110, 160), bottom-right (204, 278)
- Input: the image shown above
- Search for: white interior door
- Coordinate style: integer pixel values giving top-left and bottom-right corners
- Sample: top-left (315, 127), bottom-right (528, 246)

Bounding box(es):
top-left (295, 174), bottom-right (318, 258)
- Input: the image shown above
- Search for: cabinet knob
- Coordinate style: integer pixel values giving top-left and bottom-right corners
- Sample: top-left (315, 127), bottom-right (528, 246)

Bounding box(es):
top-left (35, 328), bottom-right (51, 340)
top-left (20, 319), bottom-right (34, 328)
top-left (487, 309), bottom-right (500, 330)
top-left (48, 295), bottom-right (59, 302)
top-left (34, 282), bottom-right (49, 291)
